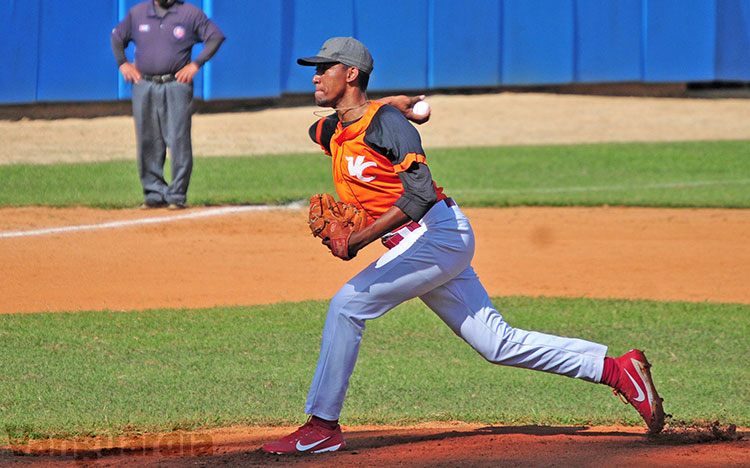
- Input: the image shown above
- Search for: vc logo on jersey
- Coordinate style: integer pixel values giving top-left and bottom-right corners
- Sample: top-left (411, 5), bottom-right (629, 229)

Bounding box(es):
top-left (346, 156), bottom-right (376, 182)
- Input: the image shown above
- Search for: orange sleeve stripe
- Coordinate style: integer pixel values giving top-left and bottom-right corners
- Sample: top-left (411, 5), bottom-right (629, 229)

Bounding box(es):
top-left (315, 118), bottom-right (325, 143)
top-left (315, 118), bottom-right (331, 156)
top-left (392, 152), bottom-right (426, 173)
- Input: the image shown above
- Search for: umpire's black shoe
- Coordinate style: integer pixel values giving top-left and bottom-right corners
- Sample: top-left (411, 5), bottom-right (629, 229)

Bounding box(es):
top-left (140, 201), bottom-right (167, 210)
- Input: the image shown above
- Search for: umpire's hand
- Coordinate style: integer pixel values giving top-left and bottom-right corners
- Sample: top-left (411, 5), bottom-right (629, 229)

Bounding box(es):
top-left (176, 62), bottom-right (200, 83)
top-left (119, 62), bottom-right (141, 83)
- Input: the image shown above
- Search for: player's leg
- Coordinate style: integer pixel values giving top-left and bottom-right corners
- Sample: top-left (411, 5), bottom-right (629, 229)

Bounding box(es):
top-left (264, 242), bottom-right (470, 454)
top-left (304, 229), bottom-right (473, 421)
top-left (420, 271), bottom-right (664, 431)
top-left (131, 81), bottom-right (168, 207)
top-left (263, 201), bottom-right (475, 454)
top-left (420, 268), bottom-right (606, 381)
top-left (163, 81), bottom-right (193, 208)
top-left (304, 199), bottom-right (474, 421)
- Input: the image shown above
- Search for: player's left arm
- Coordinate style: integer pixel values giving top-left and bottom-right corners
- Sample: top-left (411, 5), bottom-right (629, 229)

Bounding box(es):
top-left (308, 114), bottom-right (339, 155)
top-left (344, 205), bottom-right (411, 255)
top-left (343, 164), bottom-right (435, 257)
top-left (341, 107), bottom-right (436, 257)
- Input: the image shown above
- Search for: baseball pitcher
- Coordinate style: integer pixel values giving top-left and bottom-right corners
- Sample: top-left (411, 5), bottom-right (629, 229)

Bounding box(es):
top-left (262, 37), bottom-right (665, 455)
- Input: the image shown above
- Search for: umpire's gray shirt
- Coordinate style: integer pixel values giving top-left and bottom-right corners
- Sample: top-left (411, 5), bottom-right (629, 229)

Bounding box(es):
top-left (111, 0), bottom-right (224, 75)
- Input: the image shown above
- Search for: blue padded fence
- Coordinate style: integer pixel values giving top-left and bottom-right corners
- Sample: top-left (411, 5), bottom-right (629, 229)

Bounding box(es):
top-left (1, 0), bottom-right (749, 104)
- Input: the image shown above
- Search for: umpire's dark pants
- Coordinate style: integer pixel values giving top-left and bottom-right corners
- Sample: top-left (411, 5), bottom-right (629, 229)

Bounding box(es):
top-left (131, 79), bottom-right (193, 206)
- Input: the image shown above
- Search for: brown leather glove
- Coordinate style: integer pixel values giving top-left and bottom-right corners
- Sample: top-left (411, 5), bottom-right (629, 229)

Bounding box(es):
top-left (308, 193), bottom-right (367, 260)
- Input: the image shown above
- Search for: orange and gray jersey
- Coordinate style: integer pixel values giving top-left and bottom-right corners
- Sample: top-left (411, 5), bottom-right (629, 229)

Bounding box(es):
top-left (309, 101), bottom-right (446, 224)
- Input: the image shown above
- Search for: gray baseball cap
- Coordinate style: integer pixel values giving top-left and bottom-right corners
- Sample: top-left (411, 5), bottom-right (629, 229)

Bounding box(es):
top-left (297, 37), bottom-right (373, 74)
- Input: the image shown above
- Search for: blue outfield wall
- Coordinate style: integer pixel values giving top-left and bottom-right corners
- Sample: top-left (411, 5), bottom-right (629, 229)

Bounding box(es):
top-left (1, 0), bottom-right (41, 104)
top-left (643, 0), bottom-right (717, 82)
top-left (1, 0), bottom-right (750, 105)
top-left (716, 0), bottom-right (750, 80)
top-left (575, 0), bottom-right (643, 83)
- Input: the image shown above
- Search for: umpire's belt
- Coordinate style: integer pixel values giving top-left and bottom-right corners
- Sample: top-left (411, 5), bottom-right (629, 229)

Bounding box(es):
top-left (381, 198), bottom-right (455, 249)
top-left (142, 74), bottom-right (176, 84)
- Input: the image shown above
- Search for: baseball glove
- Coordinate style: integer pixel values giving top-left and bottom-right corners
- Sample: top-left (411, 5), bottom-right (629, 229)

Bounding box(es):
top-left (308, 193), bottom-right (367, 260)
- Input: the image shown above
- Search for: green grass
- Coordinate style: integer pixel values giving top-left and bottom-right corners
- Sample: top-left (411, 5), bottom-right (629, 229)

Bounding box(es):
top-left (1, 138), bottom-right (748, 442)
top-left (0, 153), bottom-right (334, 208)
top-left (429, 140), bottom-right (750, 207)
top-left (0, 297), bottom-right (747, 442)
top-left (1, 140), bottom-right (748, 208)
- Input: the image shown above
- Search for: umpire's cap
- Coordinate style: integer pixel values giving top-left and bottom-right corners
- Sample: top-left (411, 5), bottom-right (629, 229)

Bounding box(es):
top-left (297, 37), bottom-right (373, 74)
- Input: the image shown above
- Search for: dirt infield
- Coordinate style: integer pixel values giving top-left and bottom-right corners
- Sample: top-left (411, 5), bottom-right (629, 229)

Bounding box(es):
top-left (1, 205), bottom-right (748, 468)
top-left (1, 205), bottom-right (749, 314)
top-left (1, 92), bottom-right (748, 467)
top-left (3, 423), bottom-right (747, 468)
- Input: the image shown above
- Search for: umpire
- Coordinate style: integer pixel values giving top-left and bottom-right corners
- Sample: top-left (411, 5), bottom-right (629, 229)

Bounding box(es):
top-left (111, 0), bottom-right (225, 209)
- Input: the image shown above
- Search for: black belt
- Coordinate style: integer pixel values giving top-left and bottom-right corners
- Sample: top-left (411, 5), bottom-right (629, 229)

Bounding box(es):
top-left (142, 74), bottom-right (176, 84)
top-left (381, 198), bottom-right (455, 249)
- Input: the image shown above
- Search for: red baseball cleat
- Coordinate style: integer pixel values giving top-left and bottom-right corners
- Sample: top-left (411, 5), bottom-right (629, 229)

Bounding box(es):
top-left (612, 349), bottom-right (665, 433)
top-left (262, 417), bottom-right (345, 454)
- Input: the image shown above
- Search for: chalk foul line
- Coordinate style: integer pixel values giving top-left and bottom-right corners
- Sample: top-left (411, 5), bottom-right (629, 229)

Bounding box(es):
top-left (0, 202), bottom-right (304, 239)
top-left (452, 179), bottom-right (750, 195)
top-left (2, 178), bottom-right (748, 239)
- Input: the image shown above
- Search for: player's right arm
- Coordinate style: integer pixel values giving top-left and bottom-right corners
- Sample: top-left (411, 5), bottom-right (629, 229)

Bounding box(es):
top-left (307, 94), bottom-right (430, 154)
top-left (376, 95), bottom-right (430, 124)
top-left (366, 105), bottom-right (438, 222)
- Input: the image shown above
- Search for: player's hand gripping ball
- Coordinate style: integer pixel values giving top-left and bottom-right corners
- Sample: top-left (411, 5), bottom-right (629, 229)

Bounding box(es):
top-left (308, 193), bottom-right (367, 260)
top-left (412, 100), bottom-right (430, 117)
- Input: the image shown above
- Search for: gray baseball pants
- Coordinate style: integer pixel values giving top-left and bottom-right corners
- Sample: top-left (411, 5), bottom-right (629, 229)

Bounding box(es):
top-left (131, 79), bottom-right (193, 206)
top-left (305, 200), bottom-right (607, 421)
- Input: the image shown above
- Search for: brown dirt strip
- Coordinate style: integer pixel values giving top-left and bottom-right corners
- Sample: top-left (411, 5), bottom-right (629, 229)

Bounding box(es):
top-left (2, 423), bottom-right (747, 468)
top-left (3, 92), bottom-right (750, 165)
top-left (1, 205), bottom-right (748, 315)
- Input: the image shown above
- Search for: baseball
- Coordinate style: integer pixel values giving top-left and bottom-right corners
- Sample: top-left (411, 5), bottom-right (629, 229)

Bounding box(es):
top-left (412, 100), bottom-right (430, 116)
